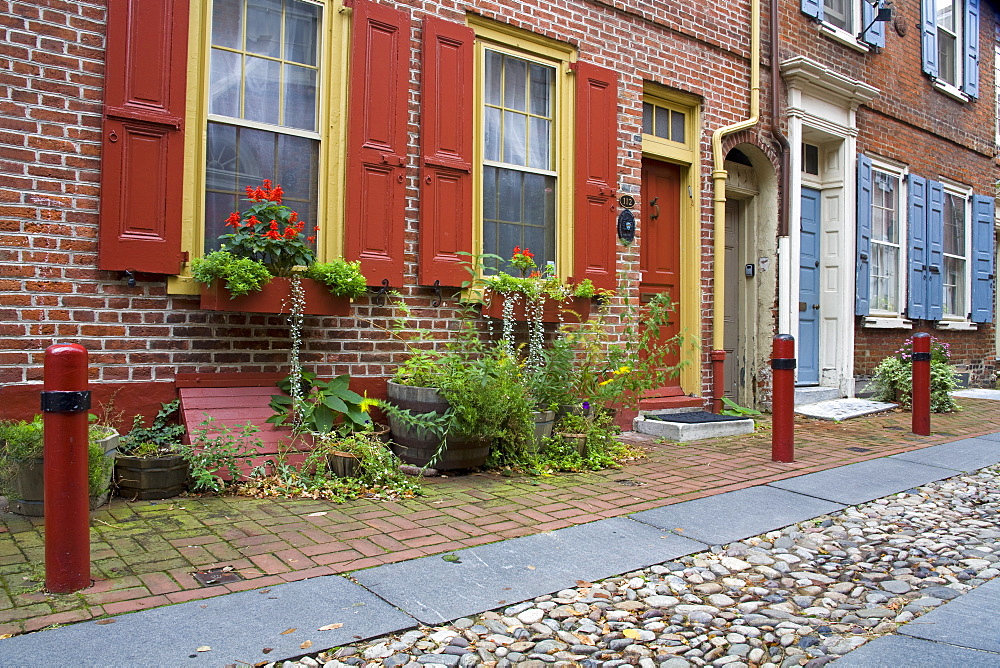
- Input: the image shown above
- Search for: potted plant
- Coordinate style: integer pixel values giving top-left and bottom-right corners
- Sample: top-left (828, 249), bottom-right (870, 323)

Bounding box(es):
top-left (0, 415), bottom-right (118, 516)
top-left (192, 180), bottom-right (367, 316)
top-left (382, 304), bottom-right (535, 470)
top-left (480, 247), bottom-right (595, 323)
top-left (114, 400), bottom-right (189, 500)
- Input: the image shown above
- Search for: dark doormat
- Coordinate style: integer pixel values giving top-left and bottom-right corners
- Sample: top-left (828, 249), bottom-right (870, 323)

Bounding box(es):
top-left (644, 411), bottom-right (749, 424)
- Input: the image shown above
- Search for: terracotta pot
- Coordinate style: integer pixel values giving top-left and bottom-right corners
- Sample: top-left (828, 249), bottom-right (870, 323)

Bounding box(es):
top-left (481, 293), bottom-right (591, 323)
top-left (199, 277), bottom-right (351, 316)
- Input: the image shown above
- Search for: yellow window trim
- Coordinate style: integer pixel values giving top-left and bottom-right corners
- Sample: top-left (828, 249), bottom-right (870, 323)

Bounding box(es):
top-left (640, 83), bottom-right (702, 392)
top-left (170, 0), bottom-right (348, 295)
top-left (468, 16), bottom-right (577, 281)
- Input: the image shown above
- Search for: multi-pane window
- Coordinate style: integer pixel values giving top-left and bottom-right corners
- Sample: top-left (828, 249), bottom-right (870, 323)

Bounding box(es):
top-left (642, 102), bottom-right (686, 144)
top-left (936, 0), bottom-right (961, 87)
top-left (482, 49), bottom-right (557, 272)
top-left (204, 0), bottom-right (321, 250)
top-left (942, 191), bottom-right (968, 317)
top-left (823, 0), bottom-right (851, 31)
top-left (869, 170), bottom-right (902, 312)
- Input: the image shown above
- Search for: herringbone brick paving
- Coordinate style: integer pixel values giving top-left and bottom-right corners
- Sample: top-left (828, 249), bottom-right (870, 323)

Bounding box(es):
top-left (0, 400), bottom-right (997, 636)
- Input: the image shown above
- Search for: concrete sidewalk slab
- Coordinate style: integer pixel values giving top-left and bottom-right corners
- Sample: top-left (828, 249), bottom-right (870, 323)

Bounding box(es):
top-left (767, 457), bottom-right (959, 505)
top-left (896, 576), bottom-right (1000, 652)
top-left (890, 436), bottom-right (1000, 472)
top-left (0, 575), bottom-right (416, 667)
top-left (831, 634), bottom-right (1000, 667)
top-left (975, 431), bottom-right (1000, 442)
top-left (629, 485), bottom-right (845, 546)
top-left (794, 398), bottom-right (897, 421)
top-left (351, 517), bottom-right (704, 625)
top-left (952, 388), bottom-right (1000, 400)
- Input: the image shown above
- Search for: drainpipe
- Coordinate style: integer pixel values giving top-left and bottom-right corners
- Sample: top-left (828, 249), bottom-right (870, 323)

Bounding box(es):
top-left (771, 0), bottom-right (790, 239)
top-left (710, 0), bottom-right (760, 411)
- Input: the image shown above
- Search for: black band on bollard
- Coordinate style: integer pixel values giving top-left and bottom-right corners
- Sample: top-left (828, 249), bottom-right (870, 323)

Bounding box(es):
top-left (912, 352), bottom-right (932, 362)
top-left (40, 390), bottom-right (92, 413)
top-left (771, 358), bottom-right (797, 370)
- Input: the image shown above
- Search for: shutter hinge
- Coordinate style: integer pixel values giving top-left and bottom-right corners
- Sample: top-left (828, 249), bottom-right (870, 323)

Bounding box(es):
top-left (340, 0), bottom-right (354, 11)
top-left (181, 251), bottom-right (190, 263)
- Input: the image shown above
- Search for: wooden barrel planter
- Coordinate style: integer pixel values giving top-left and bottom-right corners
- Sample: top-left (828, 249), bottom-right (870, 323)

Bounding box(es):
top-left (10, 431), bottom-right (118, 516)
top-left (530, 410), bottom-right (556, 453)
top-left (114, 455), bottom-right (189, 500)
top-left (386, 381), bottom-right (491, 470)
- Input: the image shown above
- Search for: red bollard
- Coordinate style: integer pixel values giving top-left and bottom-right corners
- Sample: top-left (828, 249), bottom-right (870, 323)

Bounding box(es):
top-left (771, 334), bottom-right (795, 462)
top-left (42, 343), bottom-right (91, 593)
top-left (710, 350), bottom-right (726, 413)
top-left (911, 333), bottom-right (931, 436)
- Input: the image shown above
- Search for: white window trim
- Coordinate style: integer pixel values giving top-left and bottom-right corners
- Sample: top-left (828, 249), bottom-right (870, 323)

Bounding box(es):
top-left (938, 181), bottom-right (974, 323)
top-left (932, 78), bottom-right (970, 102)
top-left (819, 22), bottom-right (871, 53)
top-left (868, 159), bottom-right (908, 320)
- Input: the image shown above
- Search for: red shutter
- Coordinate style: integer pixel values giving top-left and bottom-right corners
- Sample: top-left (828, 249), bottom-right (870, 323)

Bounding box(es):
top-left (573, 62), bottom-right (618, 290)
top-left (98, 0), bottom-right (189, 274)
top-left (419, 18), bottom-right (474, 288)
top-left (345, 0), bottom-right (411, 287)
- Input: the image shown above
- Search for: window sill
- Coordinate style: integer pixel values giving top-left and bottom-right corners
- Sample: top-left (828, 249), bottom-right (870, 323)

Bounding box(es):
top-left (863, 316), bottom-right (913, 329)
top-left (819, 23), bottom-right (871, 53)
top-left (935, 319), bottom-right (978, 331)
top-left (931, 79), bottom-right (969, 103)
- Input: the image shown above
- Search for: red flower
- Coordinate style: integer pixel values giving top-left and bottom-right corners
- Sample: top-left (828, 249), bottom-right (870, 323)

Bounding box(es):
top-left (283, 227), bottom-right (298, 238)
top-left (247, 215), bottom-right (261, 227)
top-left (523, 248), bottom-right (534, 258)
top-left (513, 245), bottom-right (521, 255)
top-left (268, 185), bottom-right (284, 203)
top-left (269, 220), bottom-right (279, 230)
top-left (307, 236), bottom-right (316, 243)
top-left (225, 212), bottom-right (241, 228)
top-left (265, 229), bottom-right (281, 240)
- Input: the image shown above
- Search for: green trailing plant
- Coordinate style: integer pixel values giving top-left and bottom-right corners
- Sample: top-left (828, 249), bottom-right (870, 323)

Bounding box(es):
top-left (267, 372), bottom-right (372, 434)
top-left (178, 418), bottom-right (263, 493)
top-left (191, 250), bottom-right (273, 297)
top-left (869, 335), bottom-right (961, 413)
top-left (304, 260), bottom-right (368, 298)
top-left (119, 400), bottom-right (186, 457)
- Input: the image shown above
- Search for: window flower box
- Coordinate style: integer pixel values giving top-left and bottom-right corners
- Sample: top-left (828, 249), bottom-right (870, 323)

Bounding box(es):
top-left (481, 292), bottom-right (591, 323)
top-left (199, 277), bottom-right (351, 316)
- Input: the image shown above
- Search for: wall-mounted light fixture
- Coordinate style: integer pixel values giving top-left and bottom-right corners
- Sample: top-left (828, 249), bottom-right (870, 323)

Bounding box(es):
top-left (858, 0), bottom-right (893, 41)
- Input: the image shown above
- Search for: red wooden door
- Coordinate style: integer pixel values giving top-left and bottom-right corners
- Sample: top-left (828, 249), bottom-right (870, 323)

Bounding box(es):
top-left (639, 158), bottom-right (682, 393)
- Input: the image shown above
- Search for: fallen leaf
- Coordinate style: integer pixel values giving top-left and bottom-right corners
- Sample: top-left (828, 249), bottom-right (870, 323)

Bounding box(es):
top-left (318, 623), bottom-right (344, 631)
top-left (222, 566), bottom-right (234, 572)
top-left (95, 619), bottom-right (116, 625)
top-left (300, 640), bottom-right (313, 649)
top-left (576, 580), bottom-right (593, 587)
top-left (497, 600), bottom-right (506, 605)
top-left (441, 554), bottom-right (461, 563)
top-left (262, 648), bottom-right (274, 654)
top-left (307, 511), bottom-right (327, 517)
top-left (280, 628), bottom-right (297, 635)
top-left (674, 528), bottom-right (684, 532)
top-left (196, 646), bottom-right (211, 652)
top-left (623, 629), bottom-right (642, 640)
top-left (526, 565), bottom-right (536, 570)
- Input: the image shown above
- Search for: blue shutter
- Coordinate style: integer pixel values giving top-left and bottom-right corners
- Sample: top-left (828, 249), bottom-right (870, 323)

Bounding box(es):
top-left (926, 181), bottom-right (945, 321)
top-left (856, 155), bottom-right (873, 316)
top-left (970, 194), bottom-right (995, 322)
top-left (908, 175), bottom-right (928, 319)
top-left (861, 0), bottom-right (886, 48)
top-left (802, 0), bottom-right (823, 20)
top-left (922, 0), bottom-right (938, 77)
top-left (963, 0), bottom-right (980, 97)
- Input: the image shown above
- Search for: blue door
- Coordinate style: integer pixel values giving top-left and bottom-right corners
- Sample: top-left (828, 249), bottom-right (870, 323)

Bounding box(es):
top-left (798, 188), bottom-right (821, 385)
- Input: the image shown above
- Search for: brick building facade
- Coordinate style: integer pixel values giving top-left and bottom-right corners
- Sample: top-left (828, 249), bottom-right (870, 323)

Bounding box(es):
top-left (0, 0), bottom-right (995, 422)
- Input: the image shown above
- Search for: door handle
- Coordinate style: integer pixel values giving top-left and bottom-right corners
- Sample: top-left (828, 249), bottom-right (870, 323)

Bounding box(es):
top-left (813, 304), bottom-right (820, 309)
top-left (649, 197), bottom-right (660, 220)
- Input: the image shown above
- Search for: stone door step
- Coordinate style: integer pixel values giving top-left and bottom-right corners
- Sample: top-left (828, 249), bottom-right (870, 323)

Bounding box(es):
top-left (634, 412), bottom-right (755, 442)
top-left (794, 385), bottom-right (842, 406)
top-left (794, 398), bottom-right (897, 421)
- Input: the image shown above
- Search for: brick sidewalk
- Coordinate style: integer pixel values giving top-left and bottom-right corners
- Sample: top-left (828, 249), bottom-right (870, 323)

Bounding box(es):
top-left (1, 399), bottom-right (997, 637)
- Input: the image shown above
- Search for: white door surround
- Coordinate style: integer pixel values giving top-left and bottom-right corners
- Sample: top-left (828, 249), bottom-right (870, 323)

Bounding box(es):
top-left (780, 57), bottom-right (879, 397)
